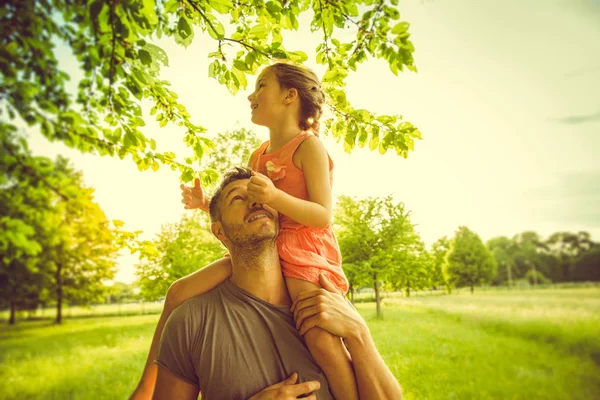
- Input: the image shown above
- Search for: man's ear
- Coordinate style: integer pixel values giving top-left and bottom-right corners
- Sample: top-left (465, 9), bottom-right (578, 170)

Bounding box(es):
top-left (211, 221), bottom-right (227, 243)
top-left (283, 88), bottom-right (298, 104)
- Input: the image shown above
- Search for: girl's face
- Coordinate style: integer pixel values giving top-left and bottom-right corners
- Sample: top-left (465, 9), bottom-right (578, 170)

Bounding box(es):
top-left (247, 68), bottom-right (287, 127)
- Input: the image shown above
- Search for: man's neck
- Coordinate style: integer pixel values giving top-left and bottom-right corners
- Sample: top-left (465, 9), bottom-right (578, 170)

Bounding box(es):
top-left (228, 244), bottom-right (291, 307)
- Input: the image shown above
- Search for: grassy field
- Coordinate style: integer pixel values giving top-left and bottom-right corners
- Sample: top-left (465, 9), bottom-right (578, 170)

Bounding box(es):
top-left (1, 287), bottom-right (599, 399)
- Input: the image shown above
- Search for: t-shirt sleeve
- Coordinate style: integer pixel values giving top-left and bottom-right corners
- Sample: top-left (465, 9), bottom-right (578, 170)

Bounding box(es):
top-left (155, 302), bottom-right (199, 386)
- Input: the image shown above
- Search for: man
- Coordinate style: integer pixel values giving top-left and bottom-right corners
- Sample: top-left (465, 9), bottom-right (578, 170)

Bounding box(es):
top-left (153, 167), bottom-right (403, 400)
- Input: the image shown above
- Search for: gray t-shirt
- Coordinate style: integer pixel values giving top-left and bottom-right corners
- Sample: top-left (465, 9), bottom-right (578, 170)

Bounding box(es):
top-left (155, 280), bottom-right (333, 400)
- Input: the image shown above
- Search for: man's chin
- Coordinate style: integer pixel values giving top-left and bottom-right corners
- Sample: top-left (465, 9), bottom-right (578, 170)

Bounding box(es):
top-left (223, 221), bottom-right (278, 247)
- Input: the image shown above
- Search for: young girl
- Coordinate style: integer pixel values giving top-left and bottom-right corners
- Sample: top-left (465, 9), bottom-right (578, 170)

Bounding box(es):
top-left (132, 63), bottom-right (358, 400)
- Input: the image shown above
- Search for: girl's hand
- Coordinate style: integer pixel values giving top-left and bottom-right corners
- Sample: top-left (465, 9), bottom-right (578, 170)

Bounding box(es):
top-left (291, 274), bottom-right (366, 338)
top-left (247, 171), bottom-right (279, 206)
top-left (180, 178), bottom-right (208, 211)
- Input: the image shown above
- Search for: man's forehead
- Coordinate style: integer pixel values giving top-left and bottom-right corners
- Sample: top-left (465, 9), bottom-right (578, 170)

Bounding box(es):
top-left (222, 179), bottom-right (249, 199)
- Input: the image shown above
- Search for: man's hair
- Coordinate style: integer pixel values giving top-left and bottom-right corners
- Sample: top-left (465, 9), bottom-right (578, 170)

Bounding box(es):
top-left (209, 166), bottom-right (253, 222)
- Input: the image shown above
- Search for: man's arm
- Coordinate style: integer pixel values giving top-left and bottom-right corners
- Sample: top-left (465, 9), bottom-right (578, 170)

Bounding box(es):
top-left (291, 274), bottom-right (403, 400)
top-left (343, 324), bottom-right (403, 400)
top-left (153, 366), bottom-right (199, 400)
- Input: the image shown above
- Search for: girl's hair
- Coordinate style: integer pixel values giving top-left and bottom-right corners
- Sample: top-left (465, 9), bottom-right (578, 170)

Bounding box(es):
top-left (268, 63), bottom-right (326, 136)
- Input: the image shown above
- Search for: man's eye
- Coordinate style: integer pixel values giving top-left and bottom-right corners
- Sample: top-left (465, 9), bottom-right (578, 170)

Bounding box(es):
top-left (233, 196), bottom-right (243, 201)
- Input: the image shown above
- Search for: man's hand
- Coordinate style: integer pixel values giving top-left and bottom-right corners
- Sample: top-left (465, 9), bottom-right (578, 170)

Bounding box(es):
top-left (247, 171), bottom-right (280, 206)
top-left (248, 373), bottom-right (320, 400)
top-left (181, 178), bottom-right (208, 211)
top-left (291, 274), bottom-right (367, 338)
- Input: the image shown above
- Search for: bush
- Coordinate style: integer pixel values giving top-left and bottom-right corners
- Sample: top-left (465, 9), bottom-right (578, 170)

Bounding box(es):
top-left (525, 269), bottom-right (551, 285)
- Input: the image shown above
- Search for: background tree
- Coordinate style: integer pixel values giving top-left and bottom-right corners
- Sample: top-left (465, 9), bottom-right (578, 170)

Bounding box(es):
top-left (544, 231), bottom-right (594, 282)
top-left (1, 127), bottom-right (124, 323)
top-left (510, 231), bottom-right (554, 285)
top-left (203, 128), bottom-right (261, 174)
top-left (42, 158), bottom-right (122, 323)
top-left (447, 226), bottom-right (497, 293)
top-left (1, 0), bottom-right (421, 192)
top-left (430, 236), bottom-right (451, 292)
top-left (388, 234), bottom-right (431, 297)
top-left (1, 126), bottom-right (58, 324)
top-left (487, 236), bottom-right (517, 287)
top-left (335, 195), bottom-right (417, 317)
top-left (572, 243), bottom-right (600, 282)
top-left (342, 261), bottom-right (371, 303)
top-left (105, 281), bottom-right (139, 304)
top-left (136, 211), bottom-right (224, 301)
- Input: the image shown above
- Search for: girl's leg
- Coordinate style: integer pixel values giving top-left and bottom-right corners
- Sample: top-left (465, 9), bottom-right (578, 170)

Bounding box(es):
top-left (285, 277), bottom-right (359, 400)
top-left (130, 257), bottom-right (232, 399)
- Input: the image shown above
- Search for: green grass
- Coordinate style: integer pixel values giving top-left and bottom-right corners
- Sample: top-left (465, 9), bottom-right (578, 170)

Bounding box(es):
top-left (1, 287), bottom-right (599, 399)
top-left (0, 301), bottom-right (164, 321)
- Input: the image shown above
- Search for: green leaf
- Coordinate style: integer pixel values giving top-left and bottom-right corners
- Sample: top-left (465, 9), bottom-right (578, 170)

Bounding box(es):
top-left (181, 169), bottom-right (194, 182)
top-left (321, 8), bottom-right (334, 36)
top-left (322, 69), bottom-right (341, 83)
top-left (138, 49), bottom-right (152, 65)
top-left (369, 126), bottom-right (380, 151)
top-left (392, 22), bottom-right (410, 35)
top-left (288, 51), bottom-right (308, 62)
top-left (408, 128), bottom-right (422, 139)
top-left (249, 24), bottom-right (269, 39)
top-left (208, 60), bottom-right (220, 78)
top-left (266, 1), bottom-right (282, 16)
top-left (124, 131), bottom-right (138, 148)
top-left (175, 17), bottom-right (194, 48)
top-left (144, 43), bottom-right (169, 67)
top-left (89, 1), bottom-right (105, 26)
top-left (232, 67), bottom-right (248, 89)
top-left (233, 59), bottom-right (249, 72)
top-left (149, 139), bottom-right (156, 150)
top-left (358, 127), bottom-right (368, 148)
top-left (206, 14), bottom-right (225, 40)
top-left (208, 0), bottom-right (233, 13)
top-left (164, 0), bottom-right (180, 13)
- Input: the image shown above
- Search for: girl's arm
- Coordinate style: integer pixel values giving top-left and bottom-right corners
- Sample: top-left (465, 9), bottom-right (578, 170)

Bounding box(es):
top-left (248, 137), bottom-right (332, 229)
top-left (181, 178), bottom-right (210, 211)
top-left (129, 258), bottom-right (232, 399)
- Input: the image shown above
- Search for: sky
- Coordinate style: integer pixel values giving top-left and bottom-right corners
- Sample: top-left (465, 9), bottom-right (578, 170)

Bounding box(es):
top-left (24, 0), bottom-right (600, 283)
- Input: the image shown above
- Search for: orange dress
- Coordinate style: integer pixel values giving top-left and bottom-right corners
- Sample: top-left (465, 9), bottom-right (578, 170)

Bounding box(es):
top-left (249, 131), bottom-right (349, 294)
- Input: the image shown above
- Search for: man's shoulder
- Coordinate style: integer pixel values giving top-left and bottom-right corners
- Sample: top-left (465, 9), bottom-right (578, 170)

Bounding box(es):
top-left (169, 282), bottom-right (228, 322)
top-left (185, 280), bottom-right (228, 305)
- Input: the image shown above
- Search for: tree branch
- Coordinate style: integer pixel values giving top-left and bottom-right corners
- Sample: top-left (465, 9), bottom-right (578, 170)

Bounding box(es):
top-left (108, 0), bottom-right (118, 110)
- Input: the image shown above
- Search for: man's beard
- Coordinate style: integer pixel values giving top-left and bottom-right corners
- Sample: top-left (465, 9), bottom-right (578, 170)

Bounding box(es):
top-left (221, 219), bottom-right (279, 250)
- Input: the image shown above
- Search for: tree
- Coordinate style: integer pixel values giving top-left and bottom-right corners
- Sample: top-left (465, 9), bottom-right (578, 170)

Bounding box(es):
top-left (204, 128), bottom-right (261, 173)
top-left (487, 236), bottom-right (517, 287)
top-left (335, 195), bottom-right (419, 317)
top-left (388, 242), bottom-right (432, 297)
top-left (572, 243), bottom-right (600, 282)
top-left (447, 226), bottom-right (497, 293)
top-left (136, 211), bottom-right (224, 301)
top-left (341, 262), bottom-right (370, 303)
top-left (510, 231), bottom-right (548, 282)
top-left (106, 281), bottom-right (139, 304)
top-left (2, 0), bottom-right (421, 192)
top-left (430, 236), bottom-right (451, 292)
top-left (41, 158), bottom-right (122, 323)
top-left (1, 126), bottom-right (58, 324)
top-left (544, 231), bottom-right (594, 282)
top-left (1, 126), bottom-right (124, 323)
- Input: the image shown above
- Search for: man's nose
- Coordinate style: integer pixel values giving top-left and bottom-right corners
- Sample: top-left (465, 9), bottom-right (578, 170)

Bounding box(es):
top-left (248, 200), bottom-right (260, 209)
